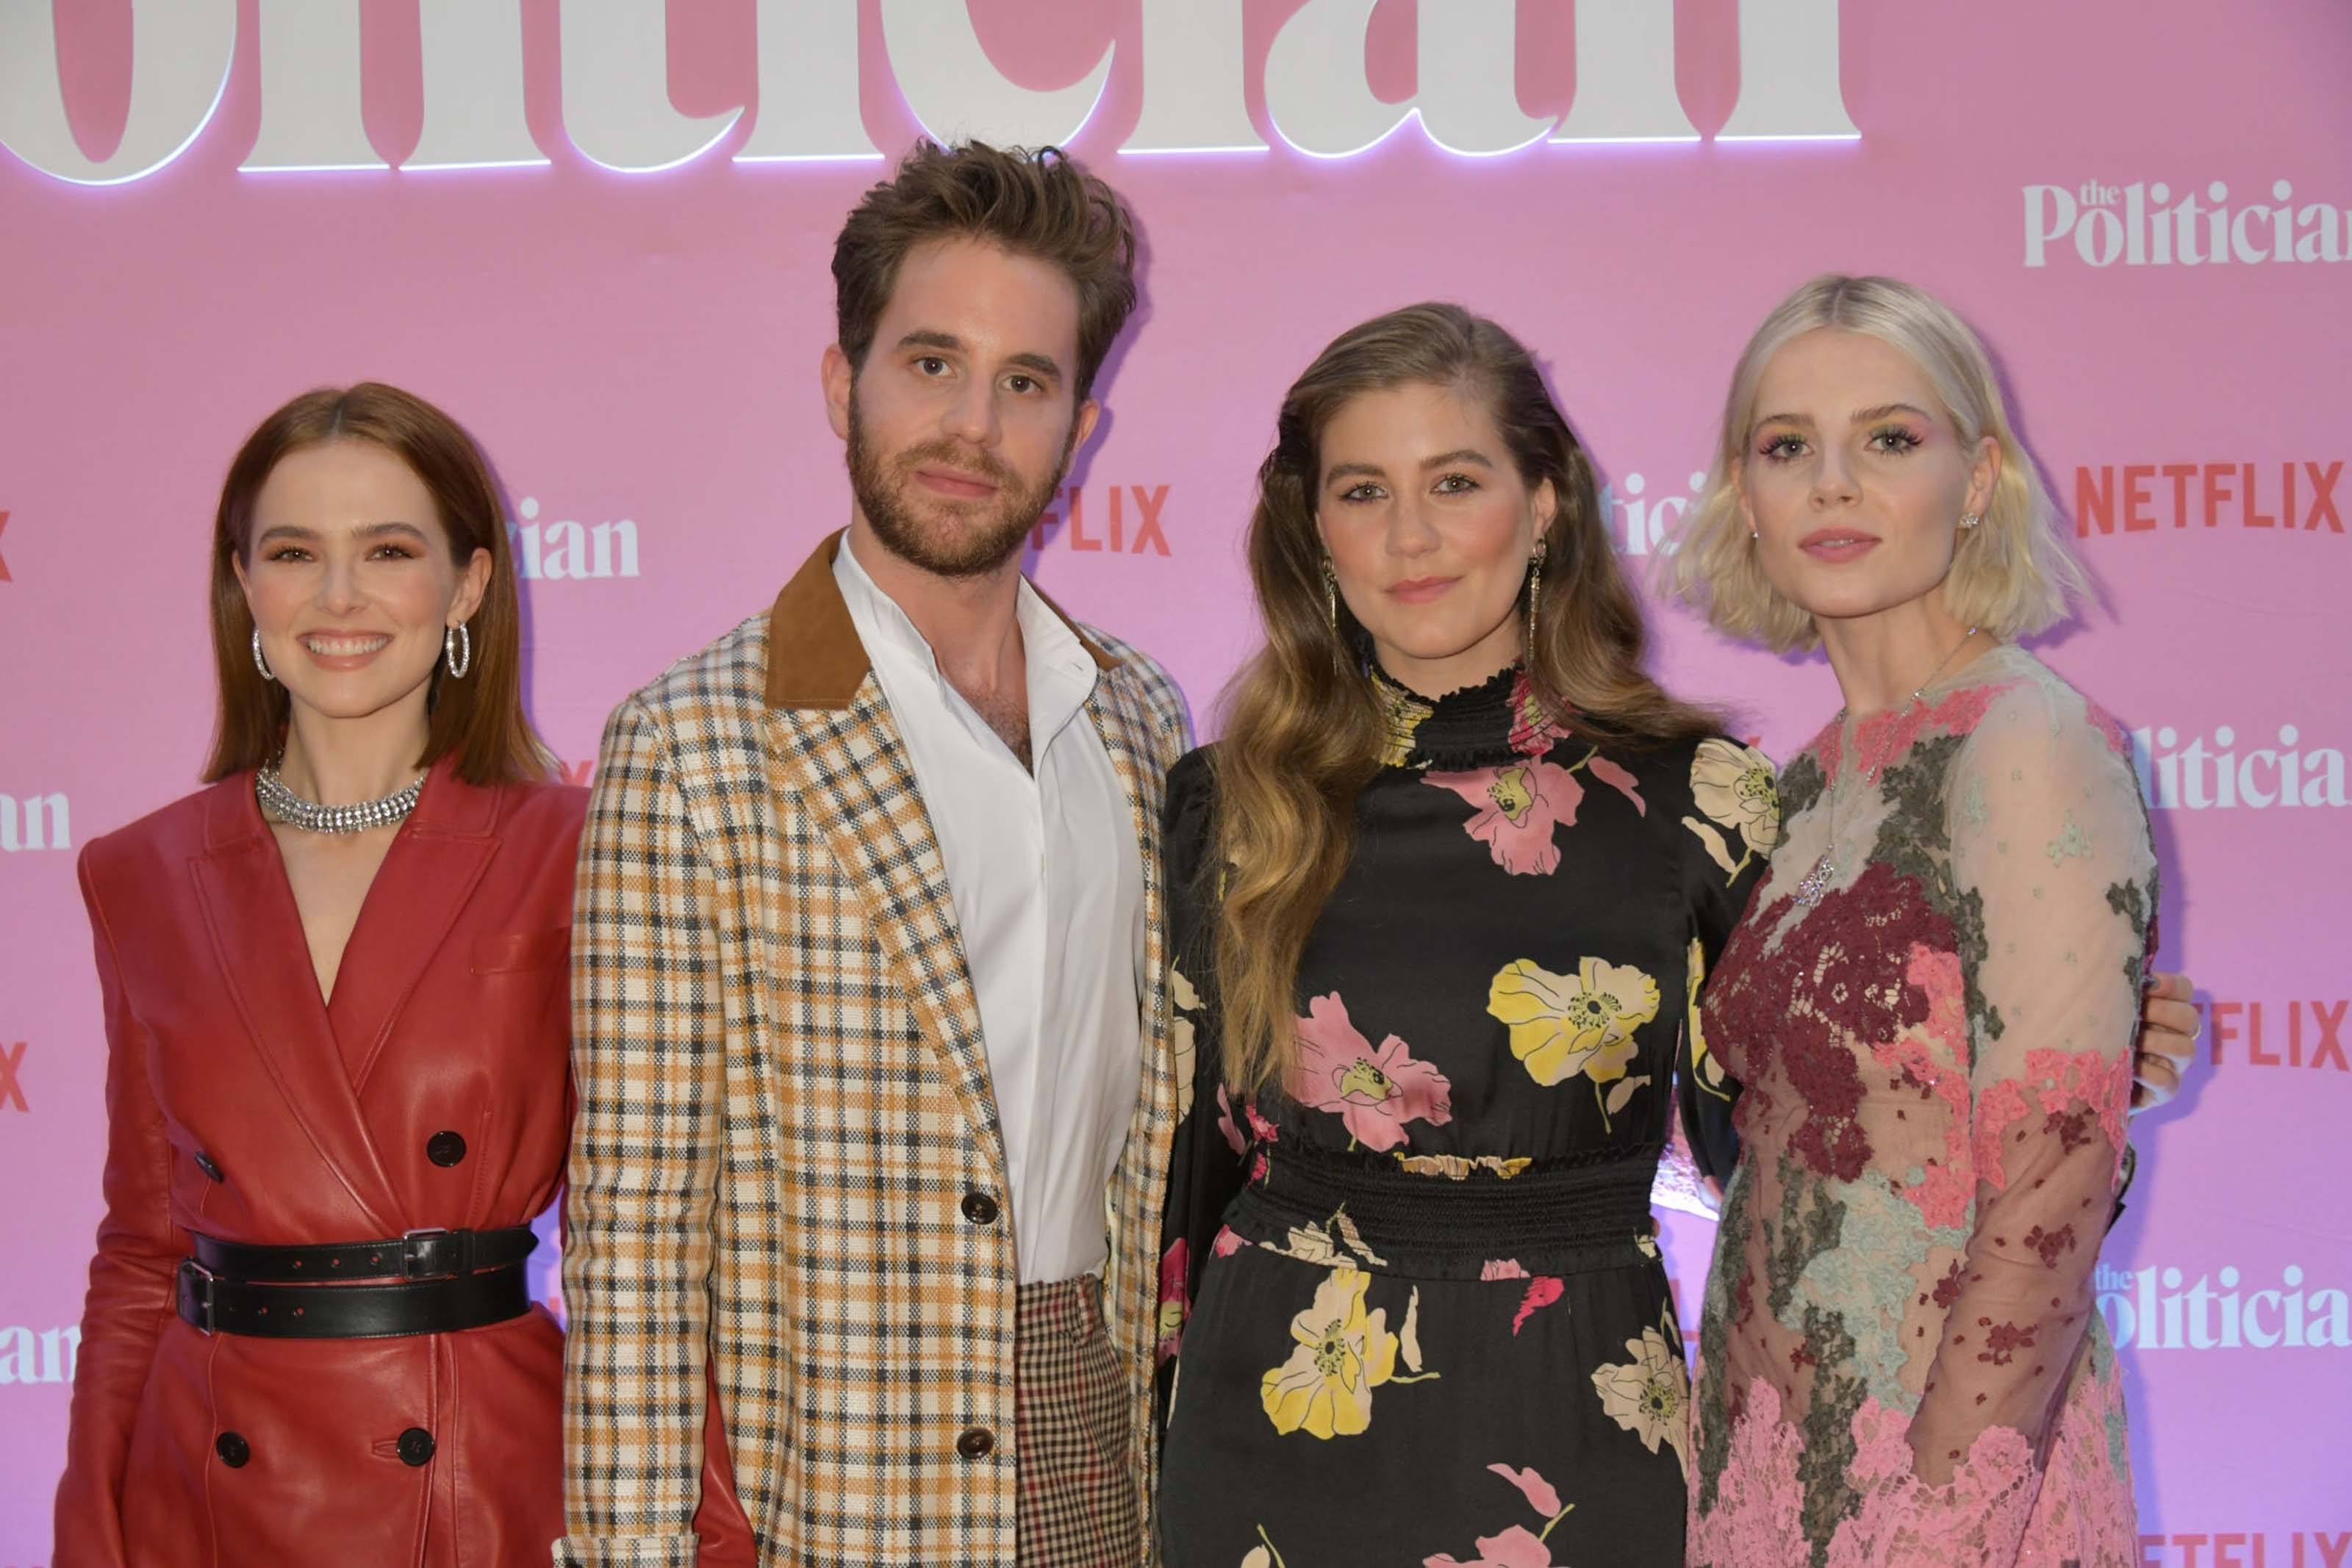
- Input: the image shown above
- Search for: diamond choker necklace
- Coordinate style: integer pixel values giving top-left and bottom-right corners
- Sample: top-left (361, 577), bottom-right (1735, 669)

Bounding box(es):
top-left (256, 760), bottom-right (426, 835)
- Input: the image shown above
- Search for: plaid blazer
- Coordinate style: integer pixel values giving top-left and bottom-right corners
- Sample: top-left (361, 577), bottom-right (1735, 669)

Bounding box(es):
top-left (557, 533), bottom-right (1191, 1567)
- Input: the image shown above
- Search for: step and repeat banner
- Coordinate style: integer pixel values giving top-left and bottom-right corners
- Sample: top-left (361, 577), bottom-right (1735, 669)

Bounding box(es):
top-left (1, 1), bottom-right (2345, 1559)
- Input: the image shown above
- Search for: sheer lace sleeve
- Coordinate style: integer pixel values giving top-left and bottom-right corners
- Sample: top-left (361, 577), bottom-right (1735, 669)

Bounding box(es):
top-left (1905, 684), bottom-right (2156, 1491)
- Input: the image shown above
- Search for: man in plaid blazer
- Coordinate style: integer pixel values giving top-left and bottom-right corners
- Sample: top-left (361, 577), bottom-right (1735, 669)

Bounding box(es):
top-left (558, 144), bottom-right (1190, 1565)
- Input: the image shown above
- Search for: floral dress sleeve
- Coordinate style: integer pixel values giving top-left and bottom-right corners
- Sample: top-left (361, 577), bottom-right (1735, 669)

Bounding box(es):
top-left (1667, 737), bottom-right (1783, 1197)
top-left (1904, 688), bottom-right (2156, 1497)
top-left (1153, 747), bottom-right (1252, 1428)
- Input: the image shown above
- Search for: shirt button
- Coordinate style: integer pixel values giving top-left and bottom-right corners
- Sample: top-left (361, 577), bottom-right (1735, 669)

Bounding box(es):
top-left (195, 1152), bottom-right (224, 1183)
top-left (215, 1431), bottom-right (250, 1467)
top-left (960, 1192), bottom-right (1000, 1226)
top-left (955, 1426), bottom-right (995, 1459)
top-left (426, 1131), bottom-right (467, 1168)
top-left (397, 1428), bottom-right (437, 1467)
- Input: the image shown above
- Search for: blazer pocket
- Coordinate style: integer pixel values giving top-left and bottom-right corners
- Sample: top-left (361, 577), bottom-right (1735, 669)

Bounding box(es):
top-left (470, 926), bottom-right (572, 974)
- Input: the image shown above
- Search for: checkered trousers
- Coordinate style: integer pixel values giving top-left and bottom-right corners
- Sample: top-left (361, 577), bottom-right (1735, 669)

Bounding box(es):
top-left (1017, 1276), bottom-right (1141, 1566)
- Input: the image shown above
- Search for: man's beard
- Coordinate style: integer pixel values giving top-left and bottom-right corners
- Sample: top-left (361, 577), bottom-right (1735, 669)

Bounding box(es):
top-left (846, 398), bottom-right (1066, 579)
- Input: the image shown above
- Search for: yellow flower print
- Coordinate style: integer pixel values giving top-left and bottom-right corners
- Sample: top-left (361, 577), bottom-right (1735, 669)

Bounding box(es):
top-left (1590, 1323), bottom-right (1693, 1482)
top-left (1380, 685), bottom-right (1437, 768)
top-left (1260, 1267), bottom-right (1399, 1439)
top-left (1681, 738), bottom-right (1780, 884)
top-left (1171, 964), bottom-right (1202, 1121)
top-left (1685, 937), bottom-right (1731, 1104)
top-left (1487, 957), bottom-right (1660, 1129)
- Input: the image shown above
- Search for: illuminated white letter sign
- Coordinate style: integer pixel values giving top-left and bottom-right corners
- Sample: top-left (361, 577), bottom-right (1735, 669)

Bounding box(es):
top-left (878, 0), bottom-right (1113, 148)
top-left (1265, 0), bottom-right (1552, 159)
top-left (0, 0), bottom-right (236, 184)
top-left (559, 0), bottom-right (744, 173)
top-left (736, 0), bottom-right (882, 162)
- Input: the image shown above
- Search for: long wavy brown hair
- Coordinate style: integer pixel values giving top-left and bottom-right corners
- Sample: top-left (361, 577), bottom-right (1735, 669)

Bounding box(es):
top-left (1212, 303), bottom-right (1717, 1095)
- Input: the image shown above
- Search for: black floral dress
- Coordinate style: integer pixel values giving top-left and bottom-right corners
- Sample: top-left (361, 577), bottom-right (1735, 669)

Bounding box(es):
top-left (1153, 666), bottom-right (1779, 1567)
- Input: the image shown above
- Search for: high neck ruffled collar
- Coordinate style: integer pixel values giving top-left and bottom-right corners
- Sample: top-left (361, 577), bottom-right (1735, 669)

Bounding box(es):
top-left (1372, 661), bottom-right (1566, 771)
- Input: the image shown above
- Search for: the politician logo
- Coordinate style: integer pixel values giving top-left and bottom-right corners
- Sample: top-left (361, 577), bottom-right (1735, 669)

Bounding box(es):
top-left (2074, 461), bottom-right (2342, 536)
top-left (0, 791), bottom-right (70, 851)
top-left (2129, 726), bottom-right (2347, 810)
top-left (2204, 999), bottom-right (2349, 1072)
top-left (1606, 471), bottom-right (1709, 557)
top-left (509, 497), bottom-right (639, 581)
top-left (0, 1323), bottom-right (77, 1385)
top-left (2025, 179), bottom-right (2350, 267)
top-left (2095, 1263), bottom-right (2351, 1350)
top-left (1029, 484), bottom-right (1172, 557)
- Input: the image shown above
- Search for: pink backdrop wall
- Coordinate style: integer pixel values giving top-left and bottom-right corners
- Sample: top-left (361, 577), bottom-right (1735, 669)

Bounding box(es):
top-left (3, 3), bottom-right (2347, 1561)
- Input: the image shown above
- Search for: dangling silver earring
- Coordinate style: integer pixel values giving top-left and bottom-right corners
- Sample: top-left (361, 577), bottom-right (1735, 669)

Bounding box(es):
top-left (251, 627), bottom-right (276, 682)
top-left (1959, 512), bottom-right (1982, 530)
top-left (1524, 542), bottom-right (1547, 652)
top-left (444, 623), bottom-right (473, 679)
top-left (1321, 557), bottom-right (1339, 636)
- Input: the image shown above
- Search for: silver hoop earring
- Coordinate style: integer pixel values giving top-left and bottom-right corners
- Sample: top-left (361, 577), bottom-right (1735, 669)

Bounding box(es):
top-left (251, 627), bottom-right (276, 682)
top-left (1959, 512), bottom-right (1982, 530)
top-left (444, 623), bottom-right (473, 679)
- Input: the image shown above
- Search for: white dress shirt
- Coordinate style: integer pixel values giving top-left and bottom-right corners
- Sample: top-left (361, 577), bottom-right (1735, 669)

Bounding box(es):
top-left (834, 533), bottom-right (1146, 1284)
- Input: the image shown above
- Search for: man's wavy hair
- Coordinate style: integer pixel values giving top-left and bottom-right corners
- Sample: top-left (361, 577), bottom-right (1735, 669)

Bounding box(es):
top-left (832, 140), bottom-right (1139, 402)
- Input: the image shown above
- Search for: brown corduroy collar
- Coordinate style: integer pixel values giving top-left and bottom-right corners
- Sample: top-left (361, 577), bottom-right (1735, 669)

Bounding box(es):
top-left (762, 530), bottom-right (1116, 711)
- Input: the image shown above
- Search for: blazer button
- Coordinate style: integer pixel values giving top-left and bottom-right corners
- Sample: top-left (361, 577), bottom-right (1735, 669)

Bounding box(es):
top-left (955, 1426), bottom-right (995, 1459)
top-left (215, 1431), bottom-right (250, 1468)
top-left (396, 1428), bottom-right (437, 1467)
top-left (960, 1192), bottom-right (1000, 1226)
top-left (426, 1131), bottom-right (467, 1168)
top-left (195, 1152), bottom-right (225, 1183)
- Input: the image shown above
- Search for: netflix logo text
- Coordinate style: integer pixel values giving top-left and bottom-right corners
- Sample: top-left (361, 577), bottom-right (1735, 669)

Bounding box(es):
top-left (2201, 1001), bottom-right (2348, 1072)
top-left (1030, 485), bottom-right (1172, 557)
top-left (2075, 461), bottom-right (2342, 537)
top-left (2140, 1535), bottom-right (2352, 1567)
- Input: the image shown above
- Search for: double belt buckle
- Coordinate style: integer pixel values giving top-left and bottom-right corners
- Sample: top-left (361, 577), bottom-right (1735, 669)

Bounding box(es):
top-left (176, 1257), bottom-right (218, 1336)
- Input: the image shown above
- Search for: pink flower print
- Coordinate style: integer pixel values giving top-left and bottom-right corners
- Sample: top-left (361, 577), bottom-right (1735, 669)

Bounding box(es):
top-left (1288, 993), bottom-right (1453, 1151)
top-left (1486, 1464), bottom-right (1563, 1517)
top-left (1424, 1526), bottom-right (1556, 1568)
top-left (1213, 1225), bottom-right (1246, 1258)
top-left (1155, 1239), bottom-right (1189, 1364)
top-left (1511, 1276), bottom-right (1565, 1335)
top-left (1587, 755), bottom-right (1647, 815)
top-left (1506, 669), bottom-right (1574, 756)
top-left (1430, 758), bottom-right (1583, 876)
top-left (1479, 1258), bottom-right (1565, 1332)
top-left (1242, 1100), bottom-right (1281, 1182)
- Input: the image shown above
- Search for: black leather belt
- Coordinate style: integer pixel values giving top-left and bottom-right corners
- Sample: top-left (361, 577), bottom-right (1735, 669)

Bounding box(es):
top-left (192, 1226), bottom-right (537, 1281)
top-left (176, 1227), bottom-right (539, 1339)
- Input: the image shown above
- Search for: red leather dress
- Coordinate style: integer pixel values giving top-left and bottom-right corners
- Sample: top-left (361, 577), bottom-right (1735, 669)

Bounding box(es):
top-left (51, 760), bottom-right (750, 1567)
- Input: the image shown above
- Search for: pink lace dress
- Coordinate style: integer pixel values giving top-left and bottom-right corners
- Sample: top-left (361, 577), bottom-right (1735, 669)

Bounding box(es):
top-left (1688, 646), bottom-right (2154, 1567)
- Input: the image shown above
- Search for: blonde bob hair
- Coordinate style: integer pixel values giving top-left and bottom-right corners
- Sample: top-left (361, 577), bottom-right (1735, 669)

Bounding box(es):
top-left (1668, 274), bottom-right (2087, 652)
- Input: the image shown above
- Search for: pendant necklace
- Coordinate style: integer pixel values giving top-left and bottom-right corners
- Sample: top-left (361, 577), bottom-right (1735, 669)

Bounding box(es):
top-left (1792, 627), bottom-right (1980, 907)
